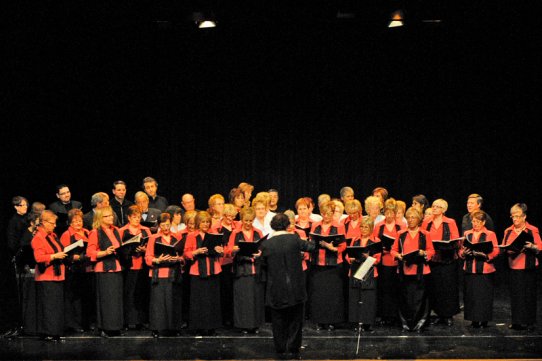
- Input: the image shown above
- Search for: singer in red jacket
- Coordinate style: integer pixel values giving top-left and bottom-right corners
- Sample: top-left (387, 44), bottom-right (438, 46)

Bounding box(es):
top-left (460, 210), bottom-right (500, 328)
top-left (502, 203), bottom-right (542, 330)
top-left (32, 210), bottom-right (67, 341)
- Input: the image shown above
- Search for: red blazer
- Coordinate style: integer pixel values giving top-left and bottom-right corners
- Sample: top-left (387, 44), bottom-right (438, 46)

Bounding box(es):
top-left (373, 220), bottom-right (404, 266)
top-left (60, 226), bottom-right (92, 272)
top-left (310, 221), bottom-right (347, 266)
top-left (460, 228), bottom-right (499, 274)
top-left (145, 233), bottom-right (181, 278)
top-left (119, 224), bottom-right (151, 270)
top-left (32, 227), bottom-right (65, 281)
top-left (227, 227), bottom-right (264, 275)
top-left (391, 229), bottom-right (435, 275)
top-left (343, 217), bottom-right (362, 242)
top-left (184, 231), bottom-right (223, 276)
top-left (502, 222), bottom-right (542, 270)
top-left (87, 225), bottom-right (122, 273)
top-left (346, 237), bottom-right (382, 278)
top-left (422, 216), bottom-right (460, 262)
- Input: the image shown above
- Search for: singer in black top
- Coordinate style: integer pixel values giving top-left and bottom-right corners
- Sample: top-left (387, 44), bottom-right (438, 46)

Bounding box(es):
top-left (260, 213), bottom-right (315, 360)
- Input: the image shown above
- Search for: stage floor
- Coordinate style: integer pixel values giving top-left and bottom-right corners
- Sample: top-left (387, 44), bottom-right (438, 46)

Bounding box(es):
top-left (2, 305), bottom-right (542, 360)
top-left (2, 270), bottom-right (542, 360)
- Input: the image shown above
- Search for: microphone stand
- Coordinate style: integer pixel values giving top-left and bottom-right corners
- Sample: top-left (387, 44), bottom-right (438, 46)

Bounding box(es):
top-left (355, 260), bottom-right (374, 355)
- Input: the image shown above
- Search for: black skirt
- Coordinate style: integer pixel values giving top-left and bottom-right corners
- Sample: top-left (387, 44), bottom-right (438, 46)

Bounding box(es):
top-left (123, 269), bottom-right (149, 326)
top-left (149, 278), bottom-right (174, 332)
top-left (463, 273), bottom-right (494, 322)
top-left (95, 272), bottom-right (124, 331)
top-left (428, 260), bottom-right (460, 317)
top-left (309, 265), bottom-right (346, 324)
top-left (377, 265), bottom-right (399, 320)
top-left (398, 275), bottom-right (429, 331)
top-left (233, 275), bottom-right (265, 329)
top-left (36, 281), bottom-right (64, 337)
top-left (348, 277), bottom-right (377, 325)
top-left (189, 275), bottom-right (222, 330)
top-left (509, 269), bottom-right (537, 325)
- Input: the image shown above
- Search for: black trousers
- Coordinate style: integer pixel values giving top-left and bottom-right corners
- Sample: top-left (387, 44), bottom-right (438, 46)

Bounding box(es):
top-left (270, 303), bottom-right (304, 355)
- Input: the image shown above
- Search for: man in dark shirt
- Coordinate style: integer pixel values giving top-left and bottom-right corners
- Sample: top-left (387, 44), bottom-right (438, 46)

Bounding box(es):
top-left (110, 180), bottom-right (133, 226)
top-left (83, 192), bottom-right (110, 230)
top-left (268, 189), bottom-right (286, 214)
top-left (142, 176), bottom-right (168, 212)
top-left (6, 196), bottom-right (29, 260)
top-left (48, 184), bottom-right (83, 235)
top-left (461, 193), bottom-right (495, 235)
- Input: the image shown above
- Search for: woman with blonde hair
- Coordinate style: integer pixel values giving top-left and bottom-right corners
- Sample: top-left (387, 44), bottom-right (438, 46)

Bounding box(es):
top-left (184, 211), bottom-right (224, 335)
top-left (87, 206), bottom-right (124, 337)
top-left (391, 207), bottom-right (434, 332)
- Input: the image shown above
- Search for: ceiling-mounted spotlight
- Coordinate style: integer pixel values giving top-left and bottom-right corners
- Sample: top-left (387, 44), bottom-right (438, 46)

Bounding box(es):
top-left (198, 20), bottom-right (216, 28)
top-left (388, 10), bottom-right (404, 28)
top-left (192, 11), bottom-right (217, 29)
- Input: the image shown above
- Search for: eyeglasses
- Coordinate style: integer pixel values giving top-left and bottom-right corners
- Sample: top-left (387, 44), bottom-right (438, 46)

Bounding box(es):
top-left (510, 215), bottom-right (524, 219)
top-left (43, 220), bottom-right (56, 226)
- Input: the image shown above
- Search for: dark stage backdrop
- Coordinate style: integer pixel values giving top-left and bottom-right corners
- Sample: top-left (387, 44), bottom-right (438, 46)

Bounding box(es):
top-left (2, 3), bottom-right (539, 256)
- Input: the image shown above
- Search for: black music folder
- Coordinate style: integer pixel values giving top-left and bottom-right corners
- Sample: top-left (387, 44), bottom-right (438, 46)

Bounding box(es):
top-left (154, 241), bottom-right (179, 257)
top-left (345, 242), bottom-right (382, 260)
top-left (295, 225), bottom-right (311, 239)
top-left (380, 234), bottom-right (396, 251)
top-left (498, 231), bottom-right (533, 253)
top-left (432, 237), bottom-right (463, 251)
top-left (401, 249), bottom-right (425, 265)
top-left (463, 238), bottom-right (494, 254)
top-left (237, 241), bottom-right (261, 257)
top-left (203, 232), bottom-right (225, 256)
top-left (310, 233), bottom-right (346, 248)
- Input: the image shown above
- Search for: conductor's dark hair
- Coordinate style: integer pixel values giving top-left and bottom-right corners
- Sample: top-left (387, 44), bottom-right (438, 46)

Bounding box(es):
top-left (270, 213), bottom-right (290, 231)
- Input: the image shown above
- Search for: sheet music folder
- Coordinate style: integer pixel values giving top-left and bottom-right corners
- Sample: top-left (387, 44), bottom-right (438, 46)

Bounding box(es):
top-left (63, 239), bottom-right (86, 255)
top-left (353, 256), bottom-right (376, 280)
top-left (154, 241), bottom-right (180, 257)
top-left (432, 237), bottom-right (463, 251)
top-left (463, 238), bottom-right (494, 254)
top-left (380, 234), bottom-right (396, 251)
top-left (345, 242), bottom-right (382, 259)
top-left (498, 231), bottom-right (533, 253)
top-left (237, 241), bottom-right (261, 256)
top-left (401, 249), bottom-right (425, 265)
top-left (309, 233), bottom-right (346, 248)
top-left (203, 232), bottom-right (224, 256)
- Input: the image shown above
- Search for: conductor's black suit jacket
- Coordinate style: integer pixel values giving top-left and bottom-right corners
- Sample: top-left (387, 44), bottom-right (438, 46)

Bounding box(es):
top-left (260, 232), bottom-right (315, 310)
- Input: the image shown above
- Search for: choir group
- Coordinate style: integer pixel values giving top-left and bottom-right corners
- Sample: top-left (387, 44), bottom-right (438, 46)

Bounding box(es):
top-left (5, 179), bottom-right (542, 343)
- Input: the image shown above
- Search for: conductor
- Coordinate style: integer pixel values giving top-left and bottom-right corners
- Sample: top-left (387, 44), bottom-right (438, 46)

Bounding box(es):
top-left (260, 213), bottom-right (315, 360)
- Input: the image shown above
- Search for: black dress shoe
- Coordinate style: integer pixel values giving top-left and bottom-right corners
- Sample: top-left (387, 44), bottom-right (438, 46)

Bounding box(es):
top-left (315, 324), bottom-right (324, 331)
top-left (288, 352), bottom-right (301, 360)
top-left (100, 330), bottom-right (110, 338)
top-left (445, 318), bottom-right (453, 326)
top-left (430, 317), bottom-right (441, 325)
top-left (470, 322), bottom-right (480, 328)
top-left (327, 324), bottom-right (335, 331)
top-left (480, 321), bottom-right (488, 328)
top-left (152, 331), bottom-right (159, 338)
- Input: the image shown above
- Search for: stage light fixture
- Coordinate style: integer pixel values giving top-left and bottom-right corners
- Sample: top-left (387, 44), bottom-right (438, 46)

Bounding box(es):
top-left (192, 11), bottom-right (217, 29)
top-left (388, 10), bottom-right (404, 28)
